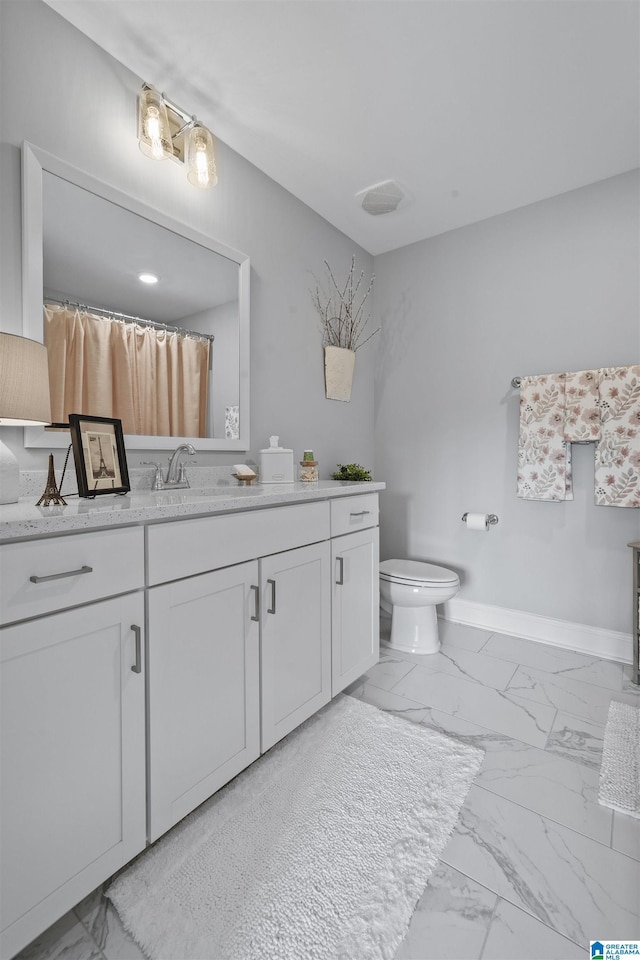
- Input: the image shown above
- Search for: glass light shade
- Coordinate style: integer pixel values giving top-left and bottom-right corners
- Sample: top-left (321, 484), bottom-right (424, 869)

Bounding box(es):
top-left (138, 86), bottom-right (173, 160)
top-left (0, 333), bottom-right (52, 426)
top-left (186, 125), bottom-right (217, 188)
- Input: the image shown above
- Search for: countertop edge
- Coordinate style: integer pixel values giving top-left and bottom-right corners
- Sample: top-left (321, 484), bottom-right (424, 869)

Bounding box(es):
top-left (0, 481), bottom-right (386, 542)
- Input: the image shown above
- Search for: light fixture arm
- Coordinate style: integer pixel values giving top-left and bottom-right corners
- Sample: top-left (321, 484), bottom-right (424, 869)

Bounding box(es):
top-left (141, 82), bottom-right (192, 126)
top-left (170, 117), bottom-right (197, 141)
top-left (142, 83), bottom-right (197, 140)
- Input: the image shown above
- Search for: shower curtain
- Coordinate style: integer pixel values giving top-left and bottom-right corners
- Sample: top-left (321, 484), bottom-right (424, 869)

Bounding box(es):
top-left (44, 305), bottom-right (210, 437)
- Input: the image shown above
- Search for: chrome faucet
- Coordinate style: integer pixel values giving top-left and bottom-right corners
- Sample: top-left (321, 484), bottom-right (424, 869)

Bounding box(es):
top-left (165, 443), bottom-right (196, 487)
top-left (143, 444), bottom-right (197, 491)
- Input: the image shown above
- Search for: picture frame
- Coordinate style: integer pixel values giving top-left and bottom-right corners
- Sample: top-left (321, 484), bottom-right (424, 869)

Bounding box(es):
top-left (68, 414), bottom-right (130, 497)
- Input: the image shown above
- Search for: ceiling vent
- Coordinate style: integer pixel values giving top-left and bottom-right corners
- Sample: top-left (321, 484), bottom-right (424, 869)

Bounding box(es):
top-left (358, 180), bottom-right (405, 216)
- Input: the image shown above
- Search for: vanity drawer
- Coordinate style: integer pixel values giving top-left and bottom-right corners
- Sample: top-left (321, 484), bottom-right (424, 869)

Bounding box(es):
top-left (330, 494), bottom-right (379, 537)
top-left (0, 527), bottom-right (144, 625)
top-left (147, 501), bottom-right (331, 585)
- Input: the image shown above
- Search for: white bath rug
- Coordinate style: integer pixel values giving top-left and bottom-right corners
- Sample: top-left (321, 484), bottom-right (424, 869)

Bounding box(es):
top-left (107, 695), bottom-right (483, 960)
top-left (598, 699), bottom-right (640, 819)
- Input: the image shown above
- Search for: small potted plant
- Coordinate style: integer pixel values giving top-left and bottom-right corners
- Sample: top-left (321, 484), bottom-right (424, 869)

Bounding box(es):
top-left (311, 256), bottom-right (378, 402)
top-left (331, 463), bottom-right (373, 482)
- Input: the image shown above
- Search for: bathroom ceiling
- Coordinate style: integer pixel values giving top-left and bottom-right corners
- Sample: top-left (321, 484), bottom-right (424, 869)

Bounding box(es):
top-left (45, 0), bottom-right (639, 256)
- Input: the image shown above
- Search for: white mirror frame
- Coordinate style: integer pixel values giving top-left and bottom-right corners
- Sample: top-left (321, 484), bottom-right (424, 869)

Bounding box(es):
top-left (21, 141), bottom-right (250, 451)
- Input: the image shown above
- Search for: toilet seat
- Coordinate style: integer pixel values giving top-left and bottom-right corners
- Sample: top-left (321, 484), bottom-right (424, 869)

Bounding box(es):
top-left (379, 558), bottom-right (459, 586)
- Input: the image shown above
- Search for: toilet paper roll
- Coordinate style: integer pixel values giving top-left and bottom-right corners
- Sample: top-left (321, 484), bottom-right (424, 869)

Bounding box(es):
top-left (465, 512), bottom-right (489, 531)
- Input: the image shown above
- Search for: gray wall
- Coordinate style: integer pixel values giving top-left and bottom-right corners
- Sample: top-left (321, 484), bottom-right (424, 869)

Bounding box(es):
top-left (374, 172), bottom-right (640, 634)
top-left (0, 0), bottom-right (376, 475)
top-left (2, 2), bottom-right (638, 636)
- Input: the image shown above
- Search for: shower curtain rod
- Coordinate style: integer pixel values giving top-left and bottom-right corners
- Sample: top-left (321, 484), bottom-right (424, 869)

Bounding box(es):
top-left (44, 298), bottom-right (215, 343)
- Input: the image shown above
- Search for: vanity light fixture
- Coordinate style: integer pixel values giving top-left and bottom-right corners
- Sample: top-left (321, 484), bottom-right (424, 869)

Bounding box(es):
top-left (138, 272), bottom-right (159, 284)
top-left (137, 83), bottom-right (217, 189)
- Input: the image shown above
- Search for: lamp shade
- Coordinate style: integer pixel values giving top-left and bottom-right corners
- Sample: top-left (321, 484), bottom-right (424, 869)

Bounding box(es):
top-left (186, 124), bottom-right (217, 188)
top-left (138, 85), bottom-right (173, 160)
top-left (0, 333), bottom-right (52, 425)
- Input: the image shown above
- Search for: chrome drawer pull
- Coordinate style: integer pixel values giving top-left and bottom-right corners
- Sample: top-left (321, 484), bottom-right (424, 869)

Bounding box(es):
top-left (349, 510), bottom-right (371, 518)
top-left (336, 556), bottom-right (344, 586)
top-left (250, 584), bottom-right (260, 622)
top-left (267, 578), bottom-right (276, 615)
top-left (29, 564), bottom-right (93, 584)
top-left (131, 624), bottom-right (142, 674)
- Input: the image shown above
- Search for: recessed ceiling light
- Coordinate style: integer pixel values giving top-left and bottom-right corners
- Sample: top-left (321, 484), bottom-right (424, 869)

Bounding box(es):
top-left (138, 272), bottom-right (159, 284)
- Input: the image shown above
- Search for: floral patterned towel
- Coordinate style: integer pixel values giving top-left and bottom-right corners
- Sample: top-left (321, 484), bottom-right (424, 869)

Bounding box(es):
top-left (517, 374), bottom-right (573, 502)
top-left (595, 365), bottom-right (640, 508)
top-left (564, 370), bottom-right (601, 442)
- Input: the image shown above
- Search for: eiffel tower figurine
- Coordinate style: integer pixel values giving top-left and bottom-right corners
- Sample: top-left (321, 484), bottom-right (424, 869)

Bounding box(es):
top-left (95, 436), bottom-right (111, 479)
top-left (36, 453), bottom-right (67, 506)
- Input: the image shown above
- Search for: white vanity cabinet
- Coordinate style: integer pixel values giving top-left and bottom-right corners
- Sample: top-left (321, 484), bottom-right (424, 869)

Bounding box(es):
top-left (147, 561), bottom-right (260, 843)
top-left (0, 528), bottom-right (146, 960)
top-left (260, 540), bottom-right (331, 751)
top-left (145, 500), bottom-right (332, 839)
top-left (0, 484), bottom-right (381, 956)
top-left (330, 495), bottom-right (380, 695)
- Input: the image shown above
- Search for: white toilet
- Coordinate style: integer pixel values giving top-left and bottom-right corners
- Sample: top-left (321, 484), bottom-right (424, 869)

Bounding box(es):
top-left (379, 559), bottom-right (460, 655)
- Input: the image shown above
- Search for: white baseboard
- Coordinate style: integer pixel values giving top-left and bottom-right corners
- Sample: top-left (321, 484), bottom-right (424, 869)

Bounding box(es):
top-left (440, 597), bottom-right (633, 665)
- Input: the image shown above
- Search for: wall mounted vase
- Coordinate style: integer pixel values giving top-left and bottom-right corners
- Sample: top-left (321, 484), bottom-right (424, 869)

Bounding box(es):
top-left (324, 346), bottom-right (355, 402)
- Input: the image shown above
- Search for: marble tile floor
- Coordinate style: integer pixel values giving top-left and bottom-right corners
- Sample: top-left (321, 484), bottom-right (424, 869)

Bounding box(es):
top-left (12, 620), bottom-right (640, 960)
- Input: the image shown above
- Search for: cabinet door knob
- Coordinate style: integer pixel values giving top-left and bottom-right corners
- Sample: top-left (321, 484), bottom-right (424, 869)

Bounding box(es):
top-left (250, 584), bottom-right (260, 622)
top-left (131, 624), bottom-right (142, 674)
top-left (29, 564), bottom-right (93, 584)
top-left (267, 578), bottom-right (276, 615)
top-left (336, 556), bottom-right (345, 585)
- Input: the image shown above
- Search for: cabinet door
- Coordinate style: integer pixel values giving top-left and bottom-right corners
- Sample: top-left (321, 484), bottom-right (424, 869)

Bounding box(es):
top-left (331, 527), bottom-right (380, 696)
top-left (148, 561), bottom-right (260, 842)
top-left (0, 593), bottom-right (146, 959)
top-left (260, 541), bottom-right (331, 752)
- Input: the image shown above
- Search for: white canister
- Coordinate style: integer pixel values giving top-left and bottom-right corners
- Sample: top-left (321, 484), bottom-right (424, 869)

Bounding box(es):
top-left (259, 436), bottom-right (294, 483)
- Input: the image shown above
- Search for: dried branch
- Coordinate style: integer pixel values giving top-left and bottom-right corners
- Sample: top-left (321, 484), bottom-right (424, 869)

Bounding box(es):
top-left (311, 255), bottom-right (377, 352)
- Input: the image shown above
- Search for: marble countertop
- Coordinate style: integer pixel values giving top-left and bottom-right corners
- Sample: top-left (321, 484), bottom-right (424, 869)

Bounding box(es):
top-left (0, 480), bottom-right (385, 541)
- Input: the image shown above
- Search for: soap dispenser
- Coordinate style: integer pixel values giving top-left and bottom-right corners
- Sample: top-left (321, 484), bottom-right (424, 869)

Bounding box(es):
top-left (259, 436), bottom-right (294, 483)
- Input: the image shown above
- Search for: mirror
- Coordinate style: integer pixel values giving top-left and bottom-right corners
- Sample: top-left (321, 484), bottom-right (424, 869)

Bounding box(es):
top-left (22, 142), bottom-right (250, 451)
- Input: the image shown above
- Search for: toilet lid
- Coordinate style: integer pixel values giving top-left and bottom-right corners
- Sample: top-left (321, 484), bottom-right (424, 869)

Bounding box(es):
top-left (379, 558), bottom-right (459, 585)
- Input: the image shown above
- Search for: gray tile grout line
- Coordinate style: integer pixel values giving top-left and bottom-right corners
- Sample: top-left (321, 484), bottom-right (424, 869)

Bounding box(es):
top-left (359, 678), bottom-right (558, 748)
top-left (464, 781), bottom-right (637, 859)
top-left (379, 671), bottom-right (560, 748)
top-left (466, 629), bottom-right (628, 679)
top-left (610, 810), bottom-right (616, 850)
top-left (439, 852), bottom-right (592, 955)
top-left (361, 676), bottom-right (618, 786)
top-left (505, 663), bottom-right (626, 701)
top-left (546, 705), bottom-right (606, 736)
top-left (477, 892), bottom-right (500, 960)
top-left (72, 907), bottom-right (109, 960)
top-left (384, 639), bottom-right (625, 732)
top-left (411, 704), bottom-right (622, 851)
top-left (484, 892), bottom-right (589, 956)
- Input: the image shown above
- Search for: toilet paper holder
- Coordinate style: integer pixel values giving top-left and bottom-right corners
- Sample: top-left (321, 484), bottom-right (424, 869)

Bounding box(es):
top-left (462, 513), bottom-right (499, 525)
